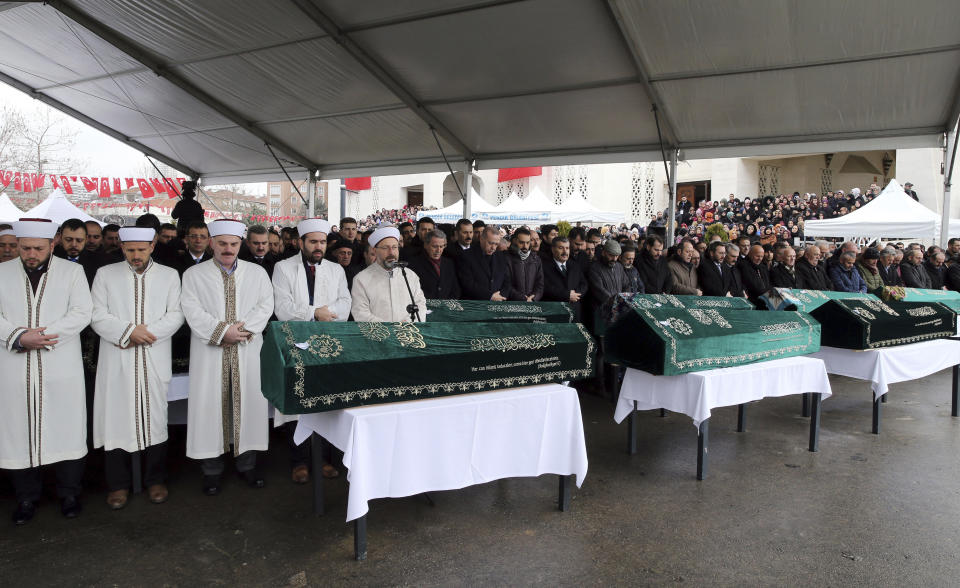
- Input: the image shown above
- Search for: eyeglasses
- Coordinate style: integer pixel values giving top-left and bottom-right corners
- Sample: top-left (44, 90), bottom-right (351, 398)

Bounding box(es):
top-left (376, 244), bottom-right (399, 252)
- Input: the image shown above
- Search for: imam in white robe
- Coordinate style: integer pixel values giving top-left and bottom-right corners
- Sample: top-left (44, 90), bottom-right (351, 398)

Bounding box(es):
top-left (180, 259), bottom-right (274, 460)
top-left (351, 263), bottom-right (428, 323)
top-left (91, 260), bottom-right (184, 453)
top-left (0, 256), bottom-right (92, 469)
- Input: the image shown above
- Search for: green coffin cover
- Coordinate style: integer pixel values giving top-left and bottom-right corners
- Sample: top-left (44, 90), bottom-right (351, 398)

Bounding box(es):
top-left (601, 293), bottom-right (755, 336)
top-left (261, 321), bottom-right (596, 414)
top-left (809, 299), bottom-right (957, 349)
top-left (901, 288), bottom-right (960, 303)
top-left (424, 299), bottom-right (574, 323)
top-left (774, 288), bottom-right (879, 312)
top-left (605, 308), bottom-right (820, 375)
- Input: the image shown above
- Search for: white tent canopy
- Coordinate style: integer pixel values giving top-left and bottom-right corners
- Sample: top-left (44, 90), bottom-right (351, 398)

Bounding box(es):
top-left (554, 192), bottom-right (624, 225)
top-left (803, 180), bottom-right (938, 239)
top-left (0, 193), bottom-right (23, 223)
top-left (417, 191), bottom-right (497, 223)
top-left (0, 1), bottom-right (956, 183)
top-left (21, 189), bottom-right (101, 225)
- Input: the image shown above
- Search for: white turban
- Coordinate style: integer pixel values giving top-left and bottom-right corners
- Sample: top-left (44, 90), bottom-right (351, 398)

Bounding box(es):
top-left (118, 227), bottom-right (156, 242)
top-left (369, 226), bottom-right (401, 248)
top-left (297, 218), bottom-right (331, 237)
top-left (208, 219), bottom-right (246, 238)
top-left (14, 219), bottom-right (58, 239)
top-left (0, 229), bottom-right (14, 237)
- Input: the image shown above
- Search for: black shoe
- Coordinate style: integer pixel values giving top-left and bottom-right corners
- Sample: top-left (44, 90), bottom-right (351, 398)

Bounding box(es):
top-left (60, 496), bottom-right (82, 519)
top-left (202, 475), bottom-right (221, 496)
top-left (239, 470), bottom-right (265, 489)
top-left (12, 501), bottom-right (36, 525)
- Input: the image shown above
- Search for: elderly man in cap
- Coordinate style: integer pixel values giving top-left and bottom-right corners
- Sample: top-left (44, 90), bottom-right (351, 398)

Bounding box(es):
top-left (0, 218), bottom-right (93, 524)
top-left (327, 238), bottom-right (361, 290)
top-left (0, 225), bottom-right (18, 262)
top-left (904, 182), bottom-right (918, 201)
top-left (91, 227), bottom-right (184, 509)
top-left (587, 239), bottom-right (628, 333)
top-left (180, 219), bottom-right (274, 495)
top-left (271, 218), bottom-right (351, 483)
top-left (352, 225), bottom-right (427, 322)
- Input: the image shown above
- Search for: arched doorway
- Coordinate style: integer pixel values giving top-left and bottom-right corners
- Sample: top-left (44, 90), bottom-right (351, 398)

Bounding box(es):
top-left (442, 172), bottom-right (484, 208)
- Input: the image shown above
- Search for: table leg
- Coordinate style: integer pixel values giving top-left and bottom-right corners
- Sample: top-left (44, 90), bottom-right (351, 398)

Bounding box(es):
top-left (808, 393), bottom-right (822, 452)
top-left (872, 395), bottom-right (881, 435)
top-left (697, 419), bottom-right (709, 481)
top-left (131, 450), bottom-right (143, 494)
top-left (952, 365), bottom-right (959, 418)
top-left (881, 394), bottom-right (887, 404)
top-left (311, 433), bottom-right (325, 516)
top-left (659, 408), bottom-right (666, 418)
top-left (558, 474), bottom-right (571, 512)
top-left (737, 404), bottom-right (746, 433)
top-left (354, 515), bottom-right (367, 561)
top-left (801, 393), bottom-right (810, 418)
top-left (627, 402), bottom-right (638, 455)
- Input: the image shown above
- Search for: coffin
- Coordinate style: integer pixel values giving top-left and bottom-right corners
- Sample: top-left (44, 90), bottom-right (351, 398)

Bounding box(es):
top-left (809, 299), bottom-right (957, 349)
top-left (900, 287), bottom-right (960, 304)
top-left (766, 288), bottom-right (879, 312)
top-left (605, 308), bottom-right (820, 375)
top-left (424, 299), bottom-right (574, 323)
top-left (260, 321), bottom-right (596, 414)
top-left (610, 293), bottom-right (754, 324)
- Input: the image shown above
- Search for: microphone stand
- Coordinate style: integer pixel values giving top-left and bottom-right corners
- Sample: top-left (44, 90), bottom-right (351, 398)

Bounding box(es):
top-left (399, 265), bottom-right (421, 322)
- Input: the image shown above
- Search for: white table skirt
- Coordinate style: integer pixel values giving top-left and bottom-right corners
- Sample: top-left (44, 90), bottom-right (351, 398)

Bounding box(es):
top-left (294, 384), bottom-right (589, 522)
top-left (809, 338), bottom-right (960, 400)
top-left (169, 374), bottom-right (189, 402)
top-left (614, 356), bottom-right (833, 428)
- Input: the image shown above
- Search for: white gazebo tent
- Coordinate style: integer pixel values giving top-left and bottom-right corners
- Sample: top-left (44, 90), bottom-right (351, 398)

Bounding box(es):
top-left (803, 180), bottom-right (939, 240)
top-left (0, 193), bottom-right (23, 223)
top-left (417, 190), bottom-right (497, 223)
top-left (20, 189), bottom-right (101, 225)
top-left (554, 192), bottom-right (624, 225)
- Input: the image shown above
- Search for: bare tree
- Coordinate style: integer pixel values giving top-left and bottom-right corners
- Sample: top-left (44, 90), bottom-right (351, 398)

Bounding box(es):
top-left (0, 104), bottom-right (25, 170)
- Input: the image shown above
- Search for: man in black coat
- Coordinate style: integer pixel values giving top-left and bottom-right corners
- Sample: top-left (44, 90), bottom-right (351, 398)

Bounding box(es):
top-left (924, 252), bottom-right (947, 289)
top-left (725, 246), bottom-right (746, 298)
top-left (738, 244), bottom-right (772, 303)
top-left (542, 236), bottom-right (588, 322)
top-left (901, 248), bottom-right (932, 289)
top-left (698, 240), bottom-right (730, 297)
top-left (456, 225), bottom-right (511, 301)
top-left (239, 224), bottom-right (277, 279)
top-left (409, 229), bottom-right (461, 299)
top-left (636, 235), bottom-right (673, 294)
top-left (794, 245), bottom-right (832, 290)
top-left (444, 218), bottom-right (475, 261)
top-left (770, 246), bottom-right (800, 288)
top-left (53, 217), bottom-right (100, 286)
top-left (877, 247), bottom-right (903, 286)
top-left (400, 217), bottom-right (435, 261)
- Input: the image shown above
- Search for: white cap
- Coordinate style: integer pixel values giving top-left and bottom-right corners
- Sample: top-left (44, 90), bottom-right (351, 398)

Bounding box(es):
top-left (207, 219), bottom-right (246, 238)
top-left (14, 219), bottom-right (58, 239)
top-left (118, 227), bottom-right (156, 242)
top-left (369, 226), bottom-right (401, 248)
top-left (297, 218), bottom-right (331, 237)
top-left (0, 229), bottom-right (14, 237)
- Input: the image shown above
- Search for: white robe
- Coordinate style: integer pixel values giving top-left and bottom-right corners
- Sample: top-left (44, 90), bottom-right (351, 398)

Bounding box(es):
top-left (91, 261), bottom-right (184, 453)
top-left (0, 256), bottom-right (92, 469)
top-left (351, 263), bottom-right (428, 323)
top-left (271, 255), bottom-right (351, 426)
top-left (181, 260), bottom-right (274, 459)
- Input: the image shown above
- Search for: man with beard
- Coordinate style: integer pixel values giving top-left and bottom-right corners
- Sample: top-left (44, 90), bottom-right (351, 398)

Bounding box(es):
top-left (924, 251), bottom-right (947, 289)
top-left (698, 241), bottom-right (730, 297)
top-left (587, 240), bottom-right (628, 334)
top-left (351, 226), bottom-right (427, 322)
top-left (409, 229), bottom-right (460, 299)
top-left (91, 227), bottom-right (183, 509)
top-left (668, 240), bottom-right (700, 295)
top-left (636, 235), bottom-right (673, 294)
top-left (52, 218), bottom-right (100, 286)
top-left (240, 225), bottom-right (277, 279)
top-left (272, 218), bottom-right (350, 483)
top-left (457, 225), bottom-right (511, 301)
top-left (102, 224), bottom-right (121, 255)
top-left (542, 237), bottom-right (588, 321)
top-left (505, 227), bottom-right (544, 301)
top-left (181, 220), bottom-right (274, 495)
top-left (0, 219), bottom-right (92, 524)
top-left (444, 218), bottom-right (474, 261)
top-left (268, 229), bottom-right (283, 257)
top-left (0, 225), bottom-right (17, 263)
top-left (158, 223), bottom-right (178, 246)
top-left (620, 243), bottom-right (643, 294)
top-left (900, 248), bottom-right (932, 289)
top-left (795, 245), bottom-right (832, 290)
top-left (538, 224), bottom-right (559, 263)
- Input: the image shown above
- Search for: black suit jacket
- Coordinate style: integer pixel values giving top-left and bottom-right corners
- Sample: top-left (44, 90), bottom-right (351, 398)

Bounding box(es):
top-left (697, 259), bottom-right (730, 297)
top-left (176, 250), bottom-right (212, 275)
top-left (456, 246), bottom-right (511, 300)
top-left (53, 246), bottom-right (100, 286)
top-left (770, 264), bottom-right (800, 289)
top-left (738, 259), bottom-right (772, 301)
top-left (409, 253), bottom-right (461, 300)
top-left (542, 257), bottom-right (589, 321)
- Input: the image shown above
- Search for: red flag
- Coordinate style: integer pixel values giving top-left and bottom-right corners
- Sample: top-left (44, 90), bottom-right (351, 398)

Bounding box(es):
top-left (80, 176), bottom-right (99, 192)
top-left (30, 173), bottom-right (45, 190)
top-left (99, 177), bottom-right (111, 198)
top-left (125, 178), bottom-right (135, 188)
top-left (22, 175), bottom-right (32, 192)
top-left (136, 178), bottom-right (155, 199)
top-left (497, 167), bottom-right (542, 182)
top-left (0, 170), bottom-right (11, 188)
top-left (50, 175), bottom-right (60, 189)
top-left (59, 176), bottom-right (73, 194)
top-left (344, 177), bottom-right (371, 191)
top-left (112, 178), bottom-right (121, 193)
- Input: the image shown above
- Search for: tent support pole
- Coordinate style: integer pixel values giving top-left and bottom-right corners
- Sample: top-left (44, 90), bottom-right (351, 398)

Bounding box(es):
top-left (462, 160), bottom-right (473, 219)
top-left (340, 185), bottom-right (348, 222)
top-left (666, 149), bottom-right (678, 245)
top-left (942, 127), bottom-right (959, 247)
top-left (307, 172), bottom-right (316, 218)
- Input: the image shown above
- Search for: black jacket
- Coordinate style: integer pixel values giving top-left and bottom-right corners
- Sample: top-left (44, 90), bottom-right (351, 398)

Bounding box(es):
top-left (239, 249), bottom-right (278, 279)
top-left (456, 246), bottom-right (511, 301)
top-left (175, 250), bottom-right (212, 275)
top-left (635, 249), bottom-right (673, 294)
top-left (542, 257), bottom-right (588, 322)
top-left (697, 258), bottom-right (730, 297)
top-left (901, 261), bottom-right (932, 289)
top-left (53, 246), bottom-right (100, 286)
top-left (505, 250), bottom-right (544, 301)
top-left (945, 264), bottom-right (960, 292)
top-left (770, 264), bottom-right (801, 289)
top-left (924, 260), bottom-right (945, 290)
top-left (878, 262), bottom-right (903, 287)
top-left (409, 253), bottom-right (461, 300)
top-left (727, 263), bottom-right (745, 298)
top-left (738, 259), bottom-right (771, 301)
top-left (794, 257), bottom-right (832, 290)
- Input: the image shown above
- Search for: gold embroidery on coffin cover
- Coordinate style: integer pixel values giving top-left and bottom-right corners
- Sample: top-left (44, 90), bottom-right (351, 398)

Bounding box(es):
top-left (282, 321), bottom-right (596, 410)
top-left (394, 322), bottom-right (426, 348)
top-left (306, 334), bottom-right (343, 358)
top-left (357, 322), bottom-right (390, 342)
top-left (488, 304), bottom-right (543, 314)
top-left (858, 302), bottom-right (955, 349)
top-left (470, 333), bottom-right (556, 352)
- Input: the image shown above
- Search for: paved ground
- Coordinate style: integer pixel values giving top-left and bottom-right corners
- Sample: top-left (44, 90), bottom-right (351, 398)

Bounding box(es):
top-left (2, 369), bottom-right (960, 587)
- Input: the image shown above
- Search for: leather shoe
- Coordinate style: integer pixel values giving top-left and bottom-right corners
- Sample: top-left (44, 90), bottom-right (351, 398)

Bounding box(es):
top-left (291, 465), bottom-right (309, 484)
top-left (12, 501), bottom-right (36, 525)
top-left (106, 489), bottom-right (129, 510)
top-left (147, 484), bottom-right (168, 504)
top-left (61, 496), bottom-right (82, 519)
top-left (202, 475), bottom-right (221, 496)
top-left (239, 470), bottom-right (265, 488)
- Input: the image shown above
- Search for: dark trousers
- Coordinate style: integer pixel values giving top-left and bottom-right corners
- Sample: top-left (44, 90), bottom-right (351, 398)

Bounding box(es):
top-left (8, 458), bottom-right (85, 503)
top-left (104, 443), bottom-right (168, 491)
top-left (200, 450), bottom-right (257, 476)
top-left (285, 422), bottom-right (312, 468)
